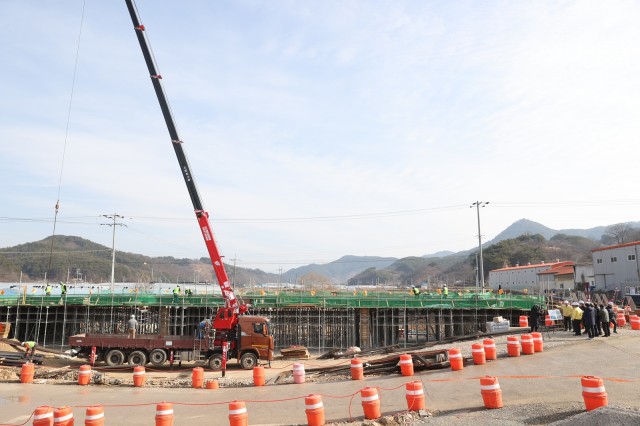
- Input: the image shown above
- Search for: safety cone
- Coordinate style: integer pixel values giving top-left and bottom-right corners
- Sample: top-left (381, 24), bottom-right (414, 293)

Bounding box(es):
top-left (360, 387), bottom-right (381, 420)
top-left (155, 402), bottom-right (173, 426)
top-left (405, 381), bottom-right (425, 411)
top-left (472, 343), bottom-right (486, 365)
top-left (133, 365), bottom-right (145, 387)
top-left (399, 354), bottom-right (414, 376)
top-left (480, 376), bottom-right (503, 409)
top-left (448, 348), bottom-right (463, 371)
top-left (531, 332), bottom-right (543, 352)
top-left (581, 376), bottom-right (608, 411)
top-left (32, 406), bottom-right (54, 426)
top-left (520, 334), bottom-right (534, 355)
top-left (293, 363), bottom-right (305, 384)
top-left (78, 364), bottom-right (92, 385)
top-left (253, 366), bottom-right (265, 386)
top-left (228, 400), bottom-right (248, 426)
top-left (53, 407), bottom-right (73, 426)
top-left (506, 336), bottom-right (521, 357)
top-left (84, 405), bottom-right (104, 426)
top-left (351, 358), bottom-right (364, 380)
top-left (483, 338), bottom-right (497, 360)
top-left (304, 394), bottom-right (325, 426)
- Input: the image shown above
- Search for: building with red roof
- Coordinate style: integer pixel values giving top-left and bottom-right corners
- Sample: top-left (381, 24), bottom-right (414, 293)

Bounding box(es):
top-left (489, 261), bottom-right (575, 292)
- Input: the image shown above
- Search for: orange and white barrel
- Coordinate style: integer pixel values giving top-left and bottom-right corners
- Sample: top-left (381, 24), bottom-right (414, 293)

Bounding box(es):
top-left (228, 400), bottom-right (248, 426)
top-left (192, 367), bottom-right (204, 388)
top-left (206, 380), bottom-right (219, 389)
top-left (53, 406), bottom-right (73, 426)
top-left (78, 364), bottom-right (92, 386)
top-left (507, 336), bottom-right (521, 357)
top-left (483, 338), bottom-right (497, 360)
top-left (472, 343), bottom-right (485, 365)
top-left (304, 394), bottom-right (325, 426)
top-left (405, 381), bottom-right (425, 411)
top-left (630, 315), bottom-right (640, 330)
top-left (351, 358), bottom-right (364, 380)
top-left (581, 376), bottom-right (608, 411)
top-left (545, 315), bottom-right (553, 326)
top-left (519, 316), bottom-right (528, 327)
top-left (399, 354), bottom-right (414, 376)
top-left (253, 366), bottom-right (265, 387)
top-left (84, 405), bottom-right (104, 426)
top-left (520, 334), bottom-right (534, 355)
top-left (448, 348), bottom-right (463, 371)
top-left (480, 376), bottom-right (503, 409)
top-left (33, 406), bottom-right (54, 426)
top-left (133, 365), bottom-right (145, 387)
top-left (155, 402), bottom-right (173, 426)
top-left (360, 387), bottom-right (381, 420)
top-left (616, 313), bottom-right (626, 327)
top-left (20, 362), bottom-right (34, 384)
top-left (531, 332), bottom-right (543, 352)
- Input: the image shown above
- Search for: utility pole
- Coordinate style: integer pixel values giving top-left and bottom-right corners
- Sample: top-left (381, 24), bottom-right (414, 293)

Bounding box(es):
top-left (470, 202), bottom-right (489, 293)
top-left (101, 214), bottom-right (126, 294)
top-left (230, 253), bottom-right (241, 290)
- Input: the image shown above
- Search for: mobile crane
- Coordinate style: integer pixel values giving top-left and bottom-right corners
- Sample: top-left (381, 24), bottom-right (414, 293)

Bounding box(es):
top-left (67, 1), bottom-right (274, 370)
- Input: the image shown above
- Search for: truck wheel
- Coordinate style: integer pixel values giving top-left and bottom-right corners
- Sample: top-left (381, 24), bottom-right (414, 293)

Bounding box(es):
top-left (208, 354), bottom-right (223, 370)
top-left (128, 350), bottom-right (147, 366)
top-left (105, 349), bottom-right (125, 366)
top-left (240, 352), bottom-right (258, 370)
top-left (149, 349), bottom-right (167, 366)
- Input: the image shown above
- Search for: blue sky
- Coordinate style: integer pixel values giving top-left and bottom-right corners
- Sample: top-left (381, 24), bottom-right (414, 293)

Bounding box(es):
top-left (1, 0), bottom-right (640, 274)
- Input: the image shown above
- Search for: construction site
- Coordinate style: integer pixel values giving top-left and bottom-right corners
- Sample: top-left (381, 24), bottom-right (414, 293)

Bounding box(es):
top-left (0, 289), bottom-right (541, 353)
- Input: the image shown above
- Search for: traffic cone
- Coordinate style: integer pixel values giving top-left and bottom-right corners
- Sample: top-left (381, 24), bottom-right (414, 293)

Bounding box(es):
top-left (351, 358), bottom-right (364, 380)
top-left (472, 343), bottom-right (486, 365)
top-left (53, 407), bottom-right (73, 426)
top-left (480, 376), bottom-right (503, 409)
top-left (405, 381), bottom-right (425, 411)
top-left (155, 402), bottom-right (173, 426)
top-left (399, 354), bottom-right (414, 376)
top-left (581, 376), bottom-right (608, 411)
top-left (228, 400), bottom-right (248, 426)
top-left (304, 394), bottom-right (325, 426)
top-left (32, 406), bottom-right (54, 426)
top-left (520, 334), bottom-right (534, 355)
top-left (133, 365), bottom-right (145, 387)
top-left (78, 364), bottom-right (92, 385)
top-left (84, 405), bottom-right (104, 426)
top-left (360, 387), bottom-right (381, 420)
top-left (483, 338), bottom-right (497, 360)
top-left (448, 348), bottom-right (463, 371)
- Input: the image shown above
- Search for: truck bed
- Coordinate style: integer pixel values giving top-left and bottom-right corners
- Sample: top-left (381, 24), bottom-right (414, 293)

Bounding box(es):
top-left (68, 333), bottom-right (208, 351)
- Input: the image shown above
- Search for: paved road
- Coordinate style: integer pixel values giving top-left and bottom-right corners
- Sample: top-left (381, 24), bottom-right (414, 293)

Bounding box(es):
top-left (1, 333), bottom-right (639, 425)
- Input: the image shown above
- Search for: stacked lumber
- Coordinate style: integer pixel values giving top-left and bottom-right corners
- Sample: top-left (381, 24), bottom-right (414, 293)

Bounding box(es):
top-left (280, 346), bottom-right (310, 359)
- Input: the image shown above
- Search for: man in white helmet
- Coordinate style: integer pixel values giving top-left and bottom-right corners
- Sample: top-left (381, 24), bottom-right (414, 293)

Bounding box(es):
top-left (127, 314), bottom-right (138, 339)
top-left (556, 300), bottom-right (573, 332)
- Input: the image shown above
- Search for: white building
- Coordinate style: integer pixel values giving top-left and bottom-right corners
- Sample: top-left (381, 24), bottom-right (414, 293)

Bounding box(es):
top-left (592, 241), bottom-right (640, 291)
top-left (489, 261), bottom-right (575, 292)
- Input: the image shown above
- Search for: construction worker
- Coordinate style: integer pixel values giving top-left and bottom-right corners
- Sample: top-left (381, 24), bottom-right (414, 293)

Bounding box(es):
top-left (443, 284), bottom-right (449, 298)
top-left (45, 284), bottom-right (52, 296)
top-left (557, 300), bottom-right (573, 332)
top-left (173, 285), bottom-right (181, 303)
top-left (22, 341), bottom-right (37, 359)
top-left (60, 282), bottom-right (67, 296)
top-left (606, 302), bottom-right (617, 334)
top-left (571, 302), bottom-right (583, 335)
top-left (411, 286), bottom-right (420, 297)
top-left (127, 314), bottom-right (138, 338)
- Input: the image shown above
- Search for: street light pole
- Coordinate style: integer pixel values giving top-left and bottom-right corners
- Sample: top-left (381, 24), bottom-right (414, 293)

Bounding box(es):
top-left (471, 201), bottom-right (489, 293)
top-left (101, 214), bottom-right (126, 293)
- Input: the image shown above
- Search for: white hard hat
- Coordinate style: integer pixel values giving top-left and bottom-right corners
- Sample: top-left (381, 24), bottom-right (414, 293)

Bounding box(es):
top-left (130, 314), bottom-right (135, 318)
top-left (564, 300), bottom-right (569, 304)
top-left (571, 302), bottom-right (578, 306)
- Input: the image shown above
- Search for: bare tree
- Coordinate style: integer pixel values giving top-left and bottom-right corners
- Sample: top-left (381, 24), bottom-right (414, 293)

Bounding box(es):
top-left (602, 222), bottom-right (633, 244)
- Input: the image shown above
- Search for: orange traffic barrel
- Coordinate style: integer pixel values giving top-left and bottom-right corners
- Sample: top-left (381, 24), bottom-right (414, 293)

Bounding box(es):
top-left (253, 366), bottom-right (265, 387)
top-left (616, 313), bottom-right (626, 327)
top-left (21, 362), bottom-right (34, 384)
top-left (206, 379), bottom-right (219, 389)
top-left (304, 394), bottom-right (325, 426)
top-left (480, 376), bottom-right (503, 409)
top-left (78, 364), bottom-right (92, 386)
top-left (630, 315), bottom-right (640, 330)
top-left (228, 400), bottom-right (248, 426)
top-left (155, 402), bottom-right (173, 426)
top-left (581, 376), bottom-right (608, 411)
top-left (53, 406), bottom-right (73, 426)
top-left (520, 334), bottom-right (534, 355)
top-left (448, 348), bottom-right (463, 371)
top-left (483, 338), bottom-right (497, 360)
top-left (350, 358), bottom-right (364, 380)
top-left (133, 365), bottom-right (145, 387)
top-left (33, 405), bottom-right (54, 426)
top-left (84, 405), bottom-right (104, 426)
top-left (405, 381), bottom-right (425, 411)
top-left (293, 363), bottom-right (305, 384)
top-left (519, 315), bottom-right (528, 327)
top-left (531, 332), bottom-right (543, 352)
top-left (192, 367), bottom-right (204, 388)
top-left (472, 343), bottom-right (486, 365)
top-left (506, 336), bottom-right (521, 357)
top-left (399, 354), bottom-right (414, 376)
top-left (360, 387), bottom-right (381, 420)
top-left (545, 315), bottom-right (553, 326)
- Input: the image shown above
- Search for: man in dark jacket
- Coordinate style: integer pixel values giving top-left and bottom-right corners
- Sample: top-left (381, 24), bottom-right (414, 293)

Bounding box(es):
top-left (606, 302), bottom-right (617, 334)
top-left (583, 302), bottom-right (596, 339)
top-left (599, 304), bottom-right (610, 337)
top-left (530, 305), bottom-right (541, 332)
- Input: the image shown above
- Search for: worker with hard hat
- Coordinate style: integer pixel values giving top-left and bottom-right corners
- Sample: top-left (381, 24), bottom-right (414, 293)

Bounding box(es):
top-left (22, 341), bottom-right (38, 359)
top-left (570, 301), bottom-right (583, 335)
top-left (127, 314), bottom-right (138, 339)
top-left (556, 300), bottom-right (574, 332)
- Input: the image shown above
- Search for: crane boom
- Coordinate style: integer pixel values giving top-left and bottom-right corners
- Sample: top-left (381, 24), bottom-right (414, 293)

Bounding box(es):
top-left (124, 0), bottom-right (238, 310)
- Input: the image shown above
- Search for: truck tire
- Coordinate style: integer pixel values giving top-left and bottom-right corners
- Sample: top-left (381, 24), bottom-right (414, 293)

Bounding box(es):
top-left (149, 349), bottom-right (167, 366)
top-left (208, 354), bottom-right (223, 370)
top-left (105, 349), bottom-right (125, 366)
top-left (240, 352), bottom-right (258, 370)
top-left (128, 350), bottom-right (147, 366)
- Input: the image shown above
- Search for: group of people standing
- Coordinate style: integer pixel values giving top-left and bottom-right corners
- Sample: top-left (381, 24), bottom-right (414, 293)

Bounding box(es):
top-left (560, 300), bottom-right (618, 338)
